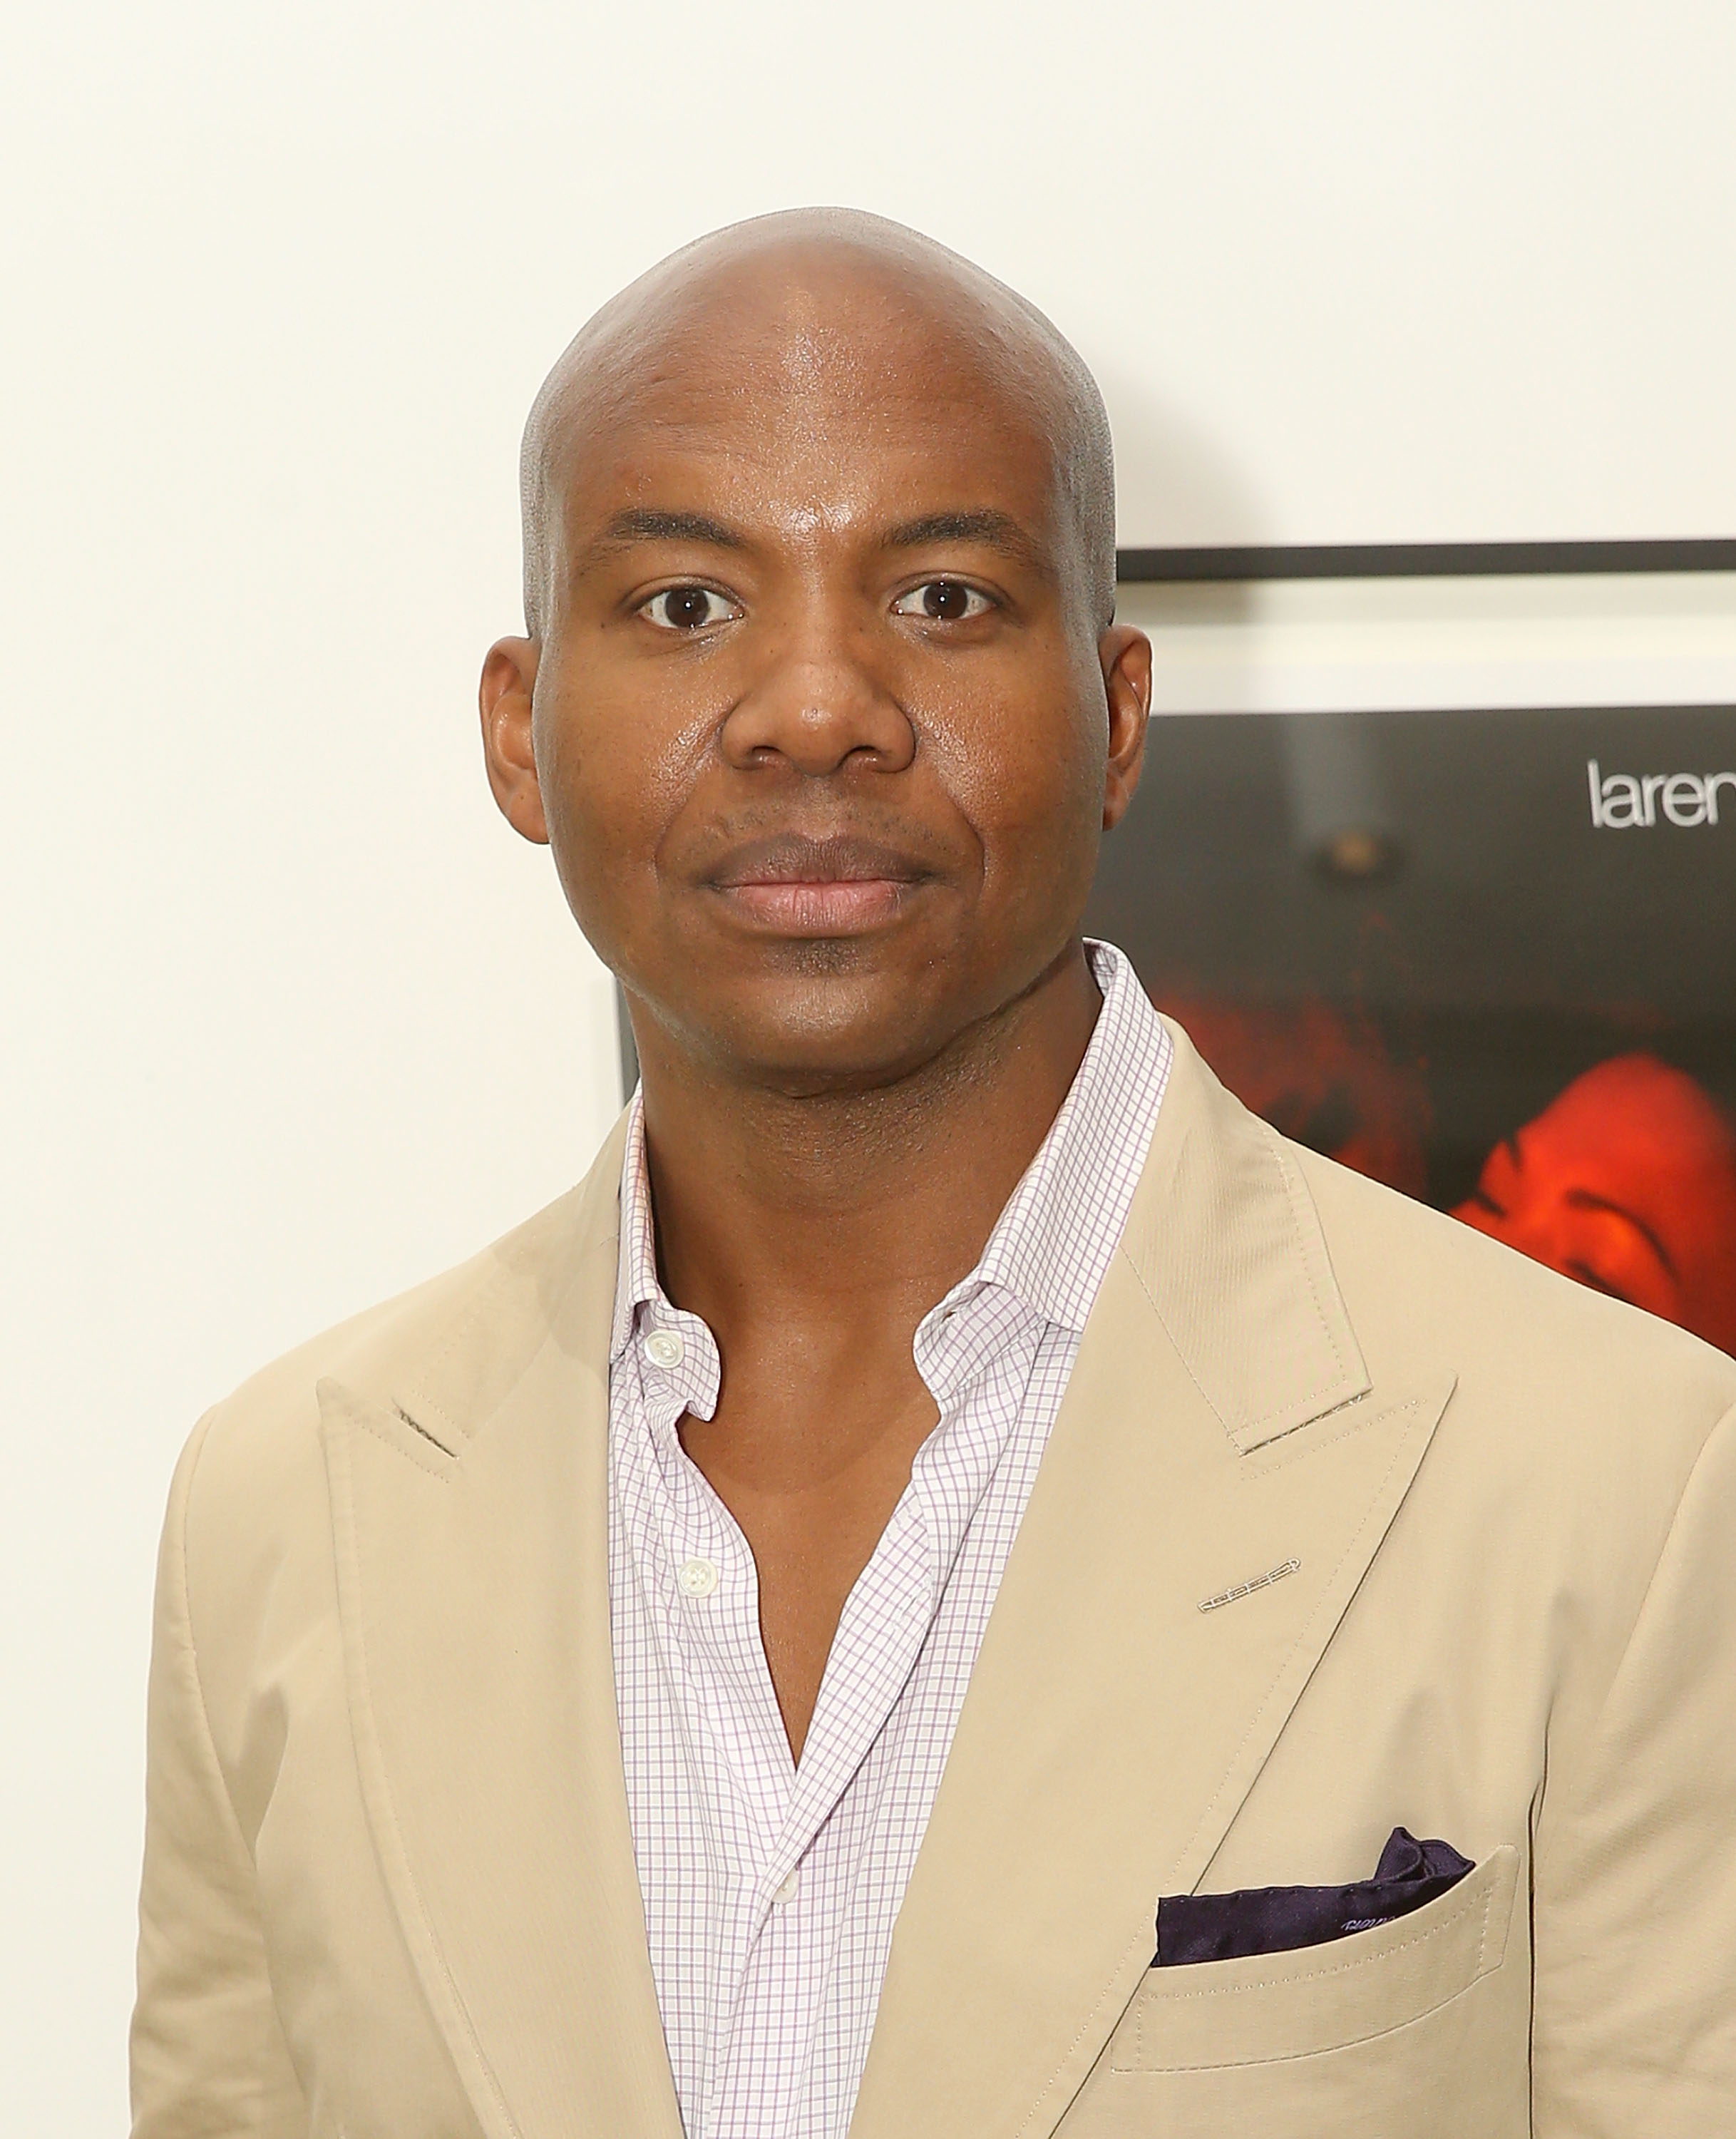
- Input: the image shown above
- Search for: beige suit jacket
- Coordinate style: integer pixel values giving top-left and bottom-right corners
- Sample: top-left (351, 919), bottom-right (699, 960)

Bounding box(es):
top-left (131, 1022), bottom-right (1736, 2138)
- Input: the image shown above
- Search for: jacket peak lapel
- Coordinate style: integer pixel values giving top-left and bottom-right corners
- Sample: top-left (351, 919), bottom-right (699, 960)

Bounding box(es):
top-left (848, 1027), bottom-right (1455, 2139)
top-left (321, 1117), bottom-right (684, 2139)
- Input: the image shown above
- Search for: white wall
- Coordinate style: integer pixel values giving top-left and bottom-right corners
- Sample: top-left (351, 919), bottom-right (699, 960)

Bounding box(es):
top-left (1122, 570), bottom-right (1736, 714)
top-left (4, 2), bottom-right (1734, 2127)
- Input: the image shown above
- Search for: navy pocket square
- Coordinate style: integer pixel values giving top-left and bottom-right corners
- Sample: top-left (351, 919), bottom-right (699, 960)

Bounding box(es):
top-left (1155, 1826), bottom-right (1474, 1966)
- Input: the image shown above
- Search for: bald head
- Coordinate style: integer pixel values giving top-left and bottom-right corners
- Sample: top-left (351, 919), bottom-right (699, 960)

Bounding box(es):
top-left (480, 207), bottom-right (1154, 1097)
top-left (518, 208), bottom-right (1117, 637)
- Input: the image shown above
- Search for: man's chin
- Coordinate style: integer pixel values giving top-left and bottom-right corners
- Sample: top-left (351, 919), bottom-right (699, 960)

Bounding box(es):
top-left (675, 979), bottom-right (970, 1099)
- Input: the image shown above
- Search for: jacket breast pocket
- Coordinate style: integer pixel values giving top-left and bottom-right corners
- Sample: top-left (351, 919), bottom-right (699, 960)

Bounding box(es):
top-left (1114, 1843), bottom-right (1519, 2073)
top-left (1064, 1847), bottom-right (1526, 2139)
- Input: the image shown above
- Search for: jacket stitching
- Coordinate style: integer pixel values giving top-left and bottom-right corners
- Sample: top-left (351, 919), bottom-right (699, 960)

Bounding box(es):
top-left (1010, 1925), bottom-right (1153, 2139)
top-left (1119, 1125), bottom-right (1354, 1450)
top-left (399, 1234), bottom-right (617, 1461)
top-left (1144, 1872), bottom-right (1492, 2007)
top-left (175, 1407), bottom-right (268, 1869)
top-left (1125, 1874), bottom-right (1499, 2072)
top-left (1271, 1128), bottom-right (1346, 1385)
top-left (1239, 1395), bottom-right (1414, 1483)
top-left (1164, 1413), bottom-right (1426, 1889)
top-left (1131, 1963), bottom-right (1493, 2073)
top-left (1011, 1378), bottom-right (1429, 2124)
top-left (330, 1419), bottom-right (523, 2139)
top-left (1529, 1392), bottom-right (1736, 1898)
top-left (400, 1140), bottom-right (626, 1447)
top-left (349, 1399), bottom-right (454, 1482)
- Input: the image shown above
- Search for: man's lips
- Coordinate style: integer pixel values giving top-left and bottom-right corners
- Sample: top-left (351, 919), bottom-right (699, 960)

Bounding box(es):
top-left (704, 836), bottom-right (934, 935)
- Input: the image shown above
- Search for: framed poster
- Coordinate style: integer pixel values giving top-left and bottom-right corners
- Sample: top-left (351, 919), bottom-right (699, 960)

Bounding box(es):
top-left (1095, 543), bottom-right (1736, 1357)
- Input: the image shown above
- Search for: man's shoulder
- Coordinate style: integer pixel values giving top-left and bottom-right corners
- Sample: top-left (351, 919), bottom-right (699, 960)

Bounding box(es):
top-left (1298, 1140), bottom-right (1735, 1396)
top-left (1135, 1020), bottom-right (1736, 1481)
top-left (1290, 1138), bottom-right (1736, 1499)
top-left (175, 1129), bottom-right (626, 1554)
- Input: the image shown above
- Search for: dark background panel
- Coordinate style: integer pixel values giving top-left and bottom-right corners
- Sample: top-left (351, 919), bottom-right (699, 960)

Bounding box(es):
top-left (1085, 704), bottom-right (1736, 1207)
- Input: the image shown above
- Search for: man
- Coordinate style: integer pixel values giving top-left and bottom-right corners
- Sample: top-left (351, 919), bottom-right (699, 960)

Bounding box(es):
top-left (131, 211), bottom-right (1736, 2138)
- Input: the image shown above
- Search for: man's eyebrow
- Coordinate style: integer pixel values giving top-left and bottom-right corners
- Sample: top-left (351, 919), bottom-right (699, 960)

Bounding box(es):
top-left (587, 508), bottom-right (751, 556)
top-left (881, 510), bottom-right (1049, 572)
top-left (1563, 1187), bottom-right (1680, 1281)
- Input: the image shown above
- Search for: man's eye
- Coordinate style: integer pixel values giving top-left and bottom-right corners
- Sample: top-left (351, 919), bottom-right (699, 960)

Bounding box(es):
top-left (640, 585), bottom-right (739, 631)
top-left (891, 580), bottom-right (993, 622)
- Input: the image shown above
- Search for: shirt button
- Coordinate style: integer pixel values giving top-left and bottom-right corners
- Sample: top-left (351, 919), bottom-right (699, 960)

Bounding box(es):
top-left (771, 1867), bottom-right (800, 1906)
top-left (677, 1557), bottom-right (718, 1599)
top-left (643, 1328), bottom-right (684, 1370)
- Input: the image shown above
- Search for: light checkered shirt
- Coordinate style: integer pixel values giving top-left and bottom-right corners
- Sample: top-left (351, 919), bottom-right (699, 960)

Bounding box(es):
top-left (608, 941), bottom-right (1171, 2139)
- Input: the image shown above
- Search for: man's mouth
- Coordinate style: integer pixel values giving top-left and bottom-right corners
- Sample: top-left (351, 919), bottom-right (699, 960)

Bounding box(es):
top-left (704, 835), bottom-right (933, 935)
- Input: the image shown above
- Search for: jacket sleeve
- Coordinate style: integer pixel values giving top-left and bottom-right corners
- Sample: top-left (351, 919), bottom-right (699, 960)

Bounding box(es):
top-left (1531, 1396), bottom-right (1736, 2134)
top-left (130, 1413), bottom-right (307, 2138)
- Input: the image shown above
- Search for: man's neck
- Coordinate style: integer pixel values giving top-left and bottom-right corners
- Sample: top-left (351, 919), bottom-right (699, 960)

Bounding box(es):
top-left (635, 943), bottom-right (1104, 1350)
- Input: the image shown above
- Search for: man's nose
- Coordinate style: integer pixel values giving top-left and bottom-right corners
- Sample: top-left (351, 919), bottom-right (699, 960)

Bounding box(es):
top-left (718, 628), bottom-right (915, 776)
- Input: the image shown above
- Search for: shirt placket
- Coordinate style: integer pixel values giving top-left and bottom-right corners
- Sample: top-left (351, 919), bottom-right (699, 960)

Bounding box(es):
top-left (705, 1297), bottom-right (1039, 2139)
top-left (704, 1341), bottom-right (977, 2139)
top-left (703, 1482), bottom-right (935, 2139)
top-left (634, 1305), bottom-right (818, 2135)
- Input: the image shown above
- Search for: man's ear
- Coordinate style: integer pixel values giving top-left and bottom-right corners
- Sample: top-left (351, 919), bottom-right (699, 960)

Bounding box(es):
top-left (480, 637), bottom-right (548, 844)
top-left (1098, 623), bottom-right (1152, 830)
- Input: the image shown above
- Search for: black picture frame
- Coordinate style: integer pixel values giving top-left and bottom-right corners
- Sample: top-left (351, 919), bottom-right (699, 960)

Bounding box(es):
top-left (1095, 539), bottom-right (1736, 1356)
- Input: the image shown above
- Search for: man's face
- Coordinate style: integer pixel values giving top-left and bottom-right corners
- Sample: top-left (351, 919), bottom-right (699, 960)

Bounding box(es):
top-left (483, 264), bottom-right (1149, 1092)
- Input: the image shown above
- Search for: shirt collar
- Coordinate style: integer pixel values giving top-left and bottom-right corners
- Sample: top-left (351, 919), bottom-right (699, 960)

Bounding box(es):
top-left (965, 940), bottom-right (1169, 1333)
top-left (610, 938), bottom-right (1169, 1357)
top-left (610, 1088), bottom-right (661, 1365)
